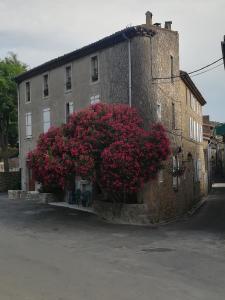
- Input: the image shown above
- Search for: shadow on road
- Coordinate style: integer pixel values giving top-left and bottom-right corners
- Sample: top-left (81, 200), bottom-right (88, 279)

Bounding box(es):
top-left (174, 181), bottom-right (225, 234)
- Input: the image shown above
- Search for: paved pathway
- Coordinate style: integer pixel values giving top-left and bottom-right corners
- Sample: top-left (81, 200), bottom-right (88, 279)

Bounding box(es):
top-left (0, 186), bottom-right (225, 300)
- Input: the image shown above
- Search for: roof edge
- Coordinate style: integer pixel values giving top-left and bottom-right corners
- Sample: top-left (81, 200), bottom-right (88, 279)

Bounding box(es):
top-left (15, 26), bottom-right (156, 84)
top-left (180, 70), bottom-right (206, 106)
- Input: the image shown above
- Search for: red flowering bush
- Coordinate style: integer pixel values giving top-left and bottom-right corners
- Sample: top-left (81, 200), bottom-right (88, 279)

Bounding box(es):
top-left (27, 103), bottom-right (170, 197)
top-left (100, 124), bottom-right (170, 193)
top-left (27, 127), bottom-right (74, 189)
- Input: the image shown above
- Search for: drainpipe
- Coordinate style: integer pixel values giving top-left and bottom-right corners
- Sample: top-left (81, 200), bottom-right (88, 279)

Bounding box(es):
top-left (123, 33), bottom-right (132, 107)
top-left (17, 84), bottom-right (22, 186)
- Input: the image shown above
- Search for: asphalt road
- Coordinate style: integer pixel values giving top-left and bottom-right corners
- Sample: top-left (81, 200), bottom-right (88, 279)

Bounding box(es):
top-left (0, 186), bottom-right (225, 300)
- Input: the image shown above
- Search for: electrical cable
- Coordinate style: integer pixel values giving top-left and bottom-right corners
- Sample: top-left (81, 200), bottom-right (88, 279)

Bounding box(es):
top-left (152, 61), bottom-right (224, 84)
top-left (153, 57), bottom-right (224, 80)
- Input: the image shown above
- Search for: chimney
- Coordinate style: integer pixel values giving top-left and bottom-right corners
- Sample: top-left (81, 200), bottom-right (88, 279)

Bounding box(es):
top-left (165, 21), bottom-right (172, 30)
top-left (146, 11), bottom-right (153, 27)
top-left (154, 23), bottom-right (161, 28)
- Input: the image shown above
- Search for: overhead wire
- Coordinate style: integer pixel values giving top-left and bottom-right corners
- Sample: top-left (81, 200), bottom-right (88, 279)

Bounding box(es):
top-left (152, 56), bottom-right (224, 81)
top-left (152, 61), bottom-right (224, 84)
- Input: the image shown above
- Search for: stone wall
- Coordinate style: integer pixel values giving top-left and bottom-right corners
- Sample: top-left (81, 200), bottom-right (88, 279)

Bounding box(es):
top-left (8, 190), bottom-right (61, 204)
top-left (0, 171), bottom-right (21, 192)
top-left (94, 200), bottom-right (151, 224)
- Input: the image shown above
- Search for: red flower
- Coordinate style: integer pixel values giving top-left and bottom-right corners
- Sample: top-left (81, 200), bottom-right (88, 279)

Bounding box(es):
top-left (27, 103), bottom-right (170, 194)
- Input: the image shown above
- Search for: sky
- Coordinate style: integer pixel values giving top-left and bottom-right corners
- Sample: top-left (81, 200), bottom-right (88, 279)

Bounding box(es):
top-left (0, 0), bottom-right (224, 122)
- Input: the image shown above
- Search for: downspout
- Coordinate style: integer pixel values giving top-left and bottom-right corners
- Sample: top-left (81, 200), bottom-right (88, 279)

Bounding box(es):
top-left (123, 33), bottom-right (132, 107)
top-left (17, 84), bottom-right (22, 186)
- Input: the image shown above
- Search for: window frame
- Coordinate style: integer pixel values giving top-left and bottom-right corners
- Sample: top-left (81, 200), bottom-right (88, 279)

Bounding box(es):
top-left (25, 112), bottom-right (32, 139)
top-left (43, 73), bottom-right (49, 99)
top-left (65, 64), bottom-right (72, 92)
top-left (43, 108), bottom-right (51, 133)
top-left (90, 55), bottom-right (99, 83)
top-left (90, 95), bottom-right (100, 105)
top-left (170, 55), bottom-right (174, 83)
top-left (172, 102), bottom-right (176, 130)
top-left (157, 101), bottom-right (162, 121)
top-left (25, 81), bottom-right (31, 103)
top-left (65, 101), bottom-right (74, 122)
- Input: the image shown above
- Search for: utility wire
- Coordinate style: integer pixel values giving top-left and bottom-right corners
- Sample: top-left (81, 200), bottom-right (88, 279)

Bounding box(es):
top-left (152, 61), bottom-right (224, 84)
top-left (189, 62), bottom-right (224, 78)
top-left (153, 57), bottom-right (224, 80)
top-left (188, 57), bottom-right (223, 75)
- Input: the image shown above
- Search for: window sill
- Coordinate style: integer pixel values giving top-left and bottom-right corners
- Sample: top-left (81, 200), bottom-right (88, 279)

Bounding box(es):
top-left (90, 79), bottom-right (100, 85)
top-left (25, 137), bottom-right (32, 140)
top-left (65, 89), bottom-right (72, 94)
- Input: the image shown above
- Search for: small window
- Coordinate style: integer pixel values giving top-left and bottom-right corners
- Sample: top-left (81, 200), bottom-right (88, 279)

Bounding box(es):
top-left (170, 55), bottom-right (174, 83)
top-left (172, 103), bottom-right (175, 129)
top-left (65, 66), bottom-right (72, 91)
top-left (193, 120), bottom-right (196, 140)
top-left (185, 88), bottom-right (188, 105)
top-left (25, 112), bottom-right (32, 138)
top-left (158, 170), bottom-right (164, 184)
top-left (190, 94), bottom-right (195, 110)
top-left (43, 108), bottom-right (50, 133)
top-left (172, 156), bottom-right (179, 190)
top-left (200, 125), bottom-right (203, 142)
top-left (43, 74), bottom-right (49, 97)
top-left (198, 104), bottom-right (202, 116)
top-left (25, 82), bottom-right (31, 103)
top-left (90, 95), bottom-right (100, 105)
top-left (189, 117), bottom-right (192, 138)
top-left (66, 102), bottom-right (74, 122)
top-left (91, 56), bottom-right (98, 82)
top-left (196, 122), bottom-right (199, 142)
top-left (157, 101), bottom-right (162, 121)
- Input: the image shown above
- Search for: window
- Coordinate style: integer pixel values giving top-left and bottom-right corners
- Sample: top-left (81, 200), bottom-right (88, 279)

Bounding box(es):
top-left (198, 103), bottom-right (202, 116)
top-left (170, 55), bottom-right (174, 83)
top-left (196, 102), bottom-right (199, 115)
top-left (90, 95), bottom-right (100, 105)
top-left (66, 102), bottom-right (74, 122)
top-left (91, 56), bottom-right (98, 82)
top-left (157, 101), bottom-right (162, 121)
top-left (65, 66), bottom-right (72, 91)
top-left (158, 170), bottom-right (164, 184)
top-left (196, 122), bottom-right (199, 142)
top-left (172, 103), bottom-right (176, 129)
top-left (25, 112), bottom-right (32, 138)
top-left (200, 125), bottom-right (203, 142)
top-left (43, 74), bottom-right (49, 97)
top-left (191, 94), bottom-right (195, 110)
top-left (25, 81), bottom-right (31, 102)
top-left (193, 120), bottom-right (196, 140)
top-left (189, 117), bottom-right (192, 138)
top-left (185, 88), bottom-right (188, 105)
top-left (172, 156), bottom-right (179, 190)
top-left (43, 108), bottom-right (50, 133)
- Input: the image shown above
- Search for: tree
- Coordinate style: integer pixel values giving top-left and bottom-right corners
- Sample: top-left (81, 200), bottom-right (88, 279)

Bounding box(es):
top-left (28, 103), bottom-right (170, 201)
top-left (0, 53), bottom-right (27, 171)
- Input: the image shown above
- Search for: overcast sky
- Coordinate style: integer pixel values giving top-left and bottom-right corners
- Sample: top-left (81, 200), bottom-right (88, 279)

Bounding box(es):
top-left (1, 0), bottom-right (224, 122)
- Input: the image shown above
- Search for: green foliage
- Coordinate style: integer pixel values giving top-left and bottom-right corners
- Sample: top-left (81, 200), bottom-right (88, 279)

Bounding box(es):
top-left (0, 52), bottom-right (27, 170)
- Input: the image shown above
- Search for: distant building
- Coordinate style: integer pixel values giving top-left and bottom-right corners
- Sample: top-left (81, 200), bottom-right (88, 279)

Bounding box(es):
top-left (203, 116), bottom-right (225, 186)
top-left (15, 12), bottom-right (207, 223)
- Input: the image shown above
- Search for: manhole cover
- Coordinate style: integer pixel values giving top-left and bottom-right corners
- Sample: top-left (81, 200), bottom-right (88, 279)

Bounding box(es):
top-left (141, 247), bottom-right (174, 253)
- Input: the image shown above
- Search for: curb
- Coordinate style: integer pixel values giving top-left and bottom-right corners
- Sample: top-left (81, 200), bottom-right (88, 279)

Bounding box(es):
top-left (187, 197), bottom-right (207, 216)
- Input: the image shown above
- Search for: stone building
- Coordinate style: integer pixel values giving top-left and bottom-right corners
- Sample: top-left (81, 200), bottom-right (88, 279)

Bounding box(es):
top-left (15, 12), bottom-right (206, 223)
top-left (203, 116), bottom-right (225, 185)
